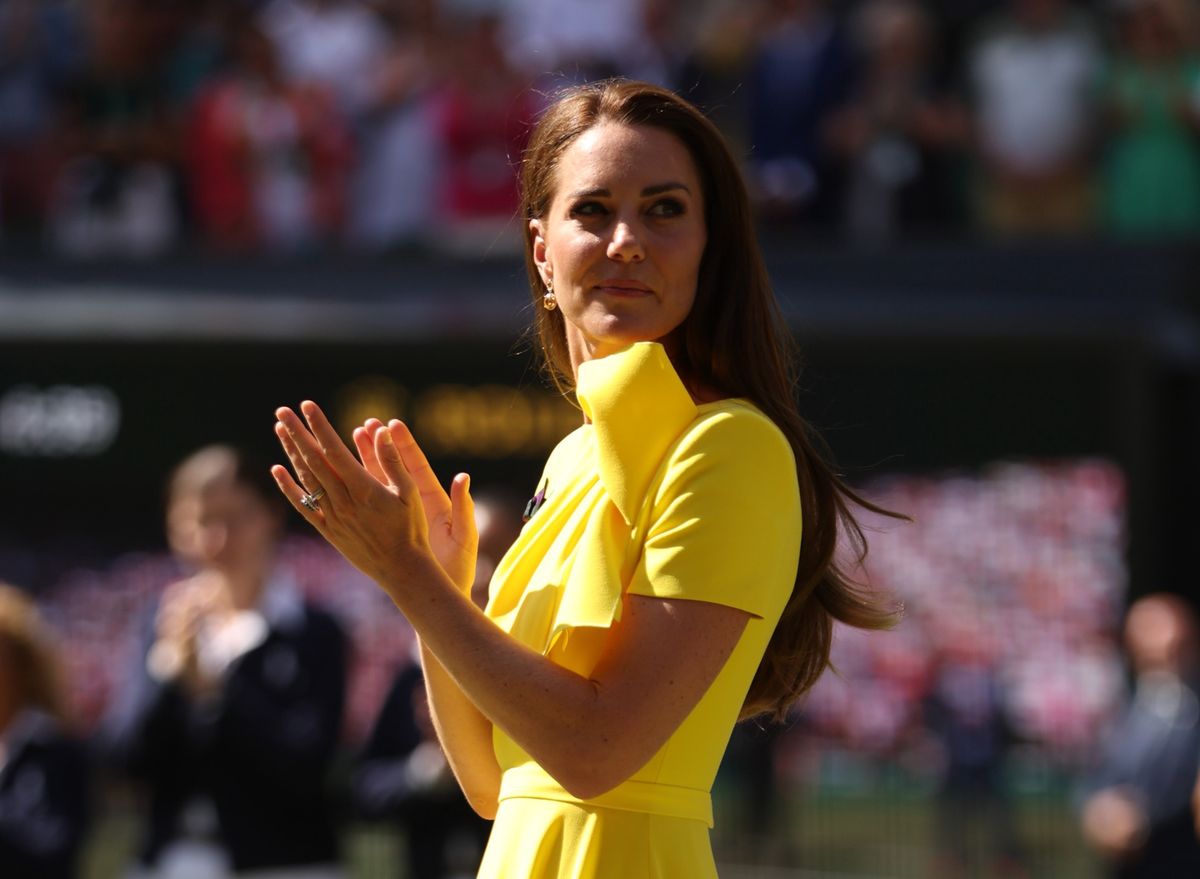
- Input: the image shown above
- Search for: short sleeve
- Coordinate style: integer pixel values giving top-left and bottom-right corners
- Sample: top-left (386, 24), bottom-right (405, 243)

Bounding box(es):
top-left (626, 406), bottom-right (802, 620)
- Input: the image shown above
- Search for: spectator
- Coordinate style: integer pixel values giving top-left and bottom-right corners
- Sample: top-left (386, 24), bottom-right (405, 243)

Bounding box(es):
top-left (50, 0), bottom-right (186, 258)
top-left (746, 0), bottom-right (857, 225)
top-left (347, 0), bottom-right (441, 249)
top-left (351, 488), bottom-right (519, 878)
top-left (188, 18), bottom-right (353, 251)
top-left (0, 0), bottom-right (83, 244)
top-left (1080, 593), bottom-right (1200, 878)
top-left (98, 445), bottom-right (347, 878)
top-left (967, 0), bottom-right (1104, 236)
top-left (825, 0), bottom-right (968, 241)
top-left (1101, 0), bottom-right (1200, 237)
top-left (258, 0), bottom-right (390, 121)
top-left (924, 0), bottom-right (1006, 88)
top-left (0, 582), bottom-right (91, 879)
top-left (675, 1), bottom-right (771, 154)
top-left (925, 633), bottom-right (1028, 879)
top-left (353, 652), bottom-right (491, 879)
top-left (260, 0), bottom-right (449, 250)
top-left (499, 0), bottom-right (655, 84)
top-left (431, 11), bottom-right (536, 255)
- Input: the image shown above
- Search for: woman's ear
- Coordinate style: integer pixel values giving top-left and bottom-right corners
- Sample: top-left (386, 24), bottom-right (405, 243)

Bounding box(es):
top-left (530, 218), bottom-right (550, 286)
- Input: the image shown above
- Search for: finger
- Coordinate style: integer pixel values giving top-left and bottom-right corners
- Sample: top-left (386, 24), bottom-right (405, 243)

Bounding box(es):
top-left (387, 420), bottom-right (451, 515)
top-left (299, 400), bottom-right (374, 493)
top-left (275, 420), bottom-right (325, 496)
top-left (271, 461), bottom-right (328, 529)
top-left (275, 407), bottom-right (349, 504)
top-left (353, 419), bottom-right (388, 484)
top-left (374, 422), bottom-right (418, 499)
top-left (449, 472), bottom-right (478, 549)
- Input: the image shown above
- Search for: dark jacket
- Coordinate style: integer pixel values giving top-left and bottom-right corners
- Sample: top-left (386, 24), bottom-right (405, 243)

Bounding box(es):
top-left (99, 579), bottom-right (347, 873)
top-left (0, 710), bottom-right (91, 879)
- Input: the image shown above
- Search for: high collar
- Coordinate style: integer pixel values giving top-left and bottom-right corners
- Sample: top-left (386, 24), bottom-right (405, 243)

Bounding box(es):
top-left (575, 342), bottom-right (698, 525)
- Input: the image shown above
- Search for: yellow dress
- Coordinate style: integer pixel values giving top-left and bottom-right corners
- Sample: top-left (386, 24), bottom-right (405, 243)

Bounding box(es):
top-left (479, 342), bottom-right (802, 878)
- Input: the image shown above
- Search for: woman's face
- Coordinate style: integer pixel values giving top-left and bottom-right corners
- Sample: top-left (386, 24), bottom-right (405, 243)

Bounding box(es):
top-left (531, 122), bottom-right (707, 371)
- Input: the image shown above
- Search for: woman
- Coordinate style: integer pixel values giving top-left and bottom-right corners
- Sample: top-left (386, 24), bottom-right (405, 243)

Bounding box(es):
top-left (0, 583), bottom-right (91, 879)
top-left (1101, 0), bottom-right (1200, 237)
top-left (100, 445), bottom-right (347, 878)
top-left (272, 79), bottom-right (896, 877)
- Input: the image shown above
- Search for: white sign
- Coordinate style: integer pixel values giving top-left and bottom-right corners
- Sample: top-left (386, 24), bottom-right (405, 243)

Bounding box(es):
top-left (0, 384), bottom-right (121, 456)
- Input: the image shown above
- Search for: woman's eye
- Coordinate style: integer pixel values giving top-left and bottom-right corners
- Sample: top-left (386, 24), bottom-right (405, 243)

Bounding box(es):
top-left (648, 198), bottom-right (685, 217)
top-left (569, 200), bottom-right (607, 217)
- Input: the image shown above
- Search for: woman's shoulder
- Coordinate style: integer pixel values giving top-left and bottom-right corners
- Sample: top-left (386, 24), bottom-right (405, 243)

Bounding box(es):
top-left (540, 422), bottom-right (589, 473)
top-left (679, 398), bottom-right (795, 462)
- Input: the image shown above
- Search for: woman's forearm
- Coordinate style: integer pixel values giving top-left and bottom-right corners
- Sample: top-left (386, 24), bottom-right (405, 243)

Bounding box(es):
top-left (419, 639), bottom-right (502, 818)
top-left (386, 558), bottom-right (620, 798)
top-left (385, 556), bottom-right (746, 800)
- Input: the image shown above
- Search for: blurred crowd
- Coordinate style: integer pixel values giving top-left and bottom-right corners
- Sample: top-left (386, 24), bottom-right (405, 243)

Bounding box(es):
top-left (3, 0), bottom-right (1200, 258)
top-left (810, 459), bottom-right (1127, 763)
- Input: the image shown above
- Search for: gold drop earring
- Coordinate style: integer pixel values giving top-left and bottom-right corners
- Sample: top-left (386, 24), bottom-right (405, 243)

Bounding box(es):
top-left (542, 278), bottom-right (557, 311)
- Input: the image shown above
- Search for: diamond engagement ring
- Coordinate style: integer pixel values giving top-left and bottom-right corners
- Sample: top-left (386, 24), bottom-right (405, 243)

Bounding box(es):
top-left (300, 487), bottom-right (327, 512)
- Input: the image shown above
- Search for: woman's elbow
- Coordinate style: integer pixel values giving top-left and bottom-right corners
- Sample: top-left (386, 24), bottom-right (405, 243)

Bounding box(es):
top-left (553, 752), bottom-right (643, 802)
top-left (559, 776), bottom-right (619, 802)
top-left (464, 787), bottom-right (499, 820)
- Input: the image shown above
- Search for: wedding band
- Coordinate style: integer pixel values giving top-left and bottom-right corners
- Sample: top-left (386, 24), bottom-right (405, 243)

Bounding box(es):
top-left (300, 487), bottom-right (327, 512)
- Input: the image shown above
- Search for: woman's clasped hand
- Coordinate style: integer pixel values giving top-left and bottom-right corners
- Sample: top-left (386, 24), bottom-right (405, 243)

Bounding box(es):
top-left (272, 402), bottom-right (478, 594)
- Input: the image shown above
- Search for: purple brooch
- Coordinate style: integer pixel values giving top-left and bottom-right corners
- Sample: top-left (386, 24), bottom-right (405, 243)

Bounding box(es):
top-left (523, 478), bottom-right (548, 522)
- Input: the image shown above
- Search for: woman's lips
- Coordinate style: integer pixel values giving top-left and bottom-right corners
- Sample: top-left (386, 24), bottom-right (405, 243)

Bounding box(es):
top-left (594, 280), bottom-right (654, 296)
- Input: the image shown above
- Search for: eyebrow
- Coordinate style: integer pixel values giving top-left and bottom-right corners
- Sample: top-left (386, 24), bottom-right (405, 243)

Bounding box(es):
top-left (566, 182), bottom-right (692, 199)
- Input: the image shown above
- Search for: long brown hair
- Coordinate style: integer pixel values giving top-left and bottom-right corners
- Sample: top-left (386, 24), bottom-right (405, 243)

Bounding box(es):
top-left (0, 583), bottom-right (70, 724)
top-left (520, 79), bottom-right (901, 722)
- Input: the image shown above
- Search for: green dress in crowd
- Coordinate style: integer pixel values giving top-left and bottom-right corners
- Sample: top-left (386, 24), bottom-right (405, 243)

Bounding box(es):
top-left (1104, 57), bottom-right (1200, 236)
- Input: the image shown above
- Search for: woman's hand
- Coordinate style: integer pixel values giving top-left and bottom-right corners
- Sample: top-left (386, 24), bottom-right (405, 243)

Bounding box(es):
top-left (351, 418), bottom-right (477, 593)
top-left (271, 401), bottom-right (476, 595)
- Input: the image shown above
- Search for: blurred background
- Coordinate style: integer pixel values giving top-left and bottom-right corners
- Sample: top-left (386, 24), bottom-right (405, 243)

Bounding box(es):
top-left (2, 0), bottom-right (1200, 877)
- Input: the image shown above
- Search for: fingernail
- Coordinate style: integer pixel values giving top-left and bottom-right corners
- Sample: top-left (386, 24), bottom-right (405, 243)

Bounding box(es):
top-left (380, 430), bottom-right (394, 446)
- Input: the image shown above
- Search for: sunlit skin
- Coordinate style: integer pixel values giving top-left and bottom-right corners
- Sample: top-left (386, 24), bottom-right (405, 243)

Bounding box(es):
top-left (530, 122), bottom-right (708, 375)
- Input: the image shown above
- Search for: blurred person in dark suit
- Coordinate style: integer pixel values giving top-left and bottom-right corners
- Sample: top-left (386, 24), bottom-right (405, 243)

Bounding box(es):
top-left (746, 0), bottom-right (857, 225)
top-left (351, 491), bottom-right (521, 877)
top-left (99, 445), bottom-right (347, 878)
top-left (353, 654), bottom-right (490, 879)
top-left (925, 632), bottom-right (1028, 879)
top-left (0, 582), bottom-right (91, 879)
top-left (1081, 593), bottom-right (1200, 879)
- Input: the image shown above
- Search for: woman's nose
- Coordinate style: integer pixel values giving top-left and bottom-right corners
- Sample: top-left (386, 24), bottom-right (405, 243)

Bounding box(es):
top-left (607, 221), bottom-right (645, 262)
